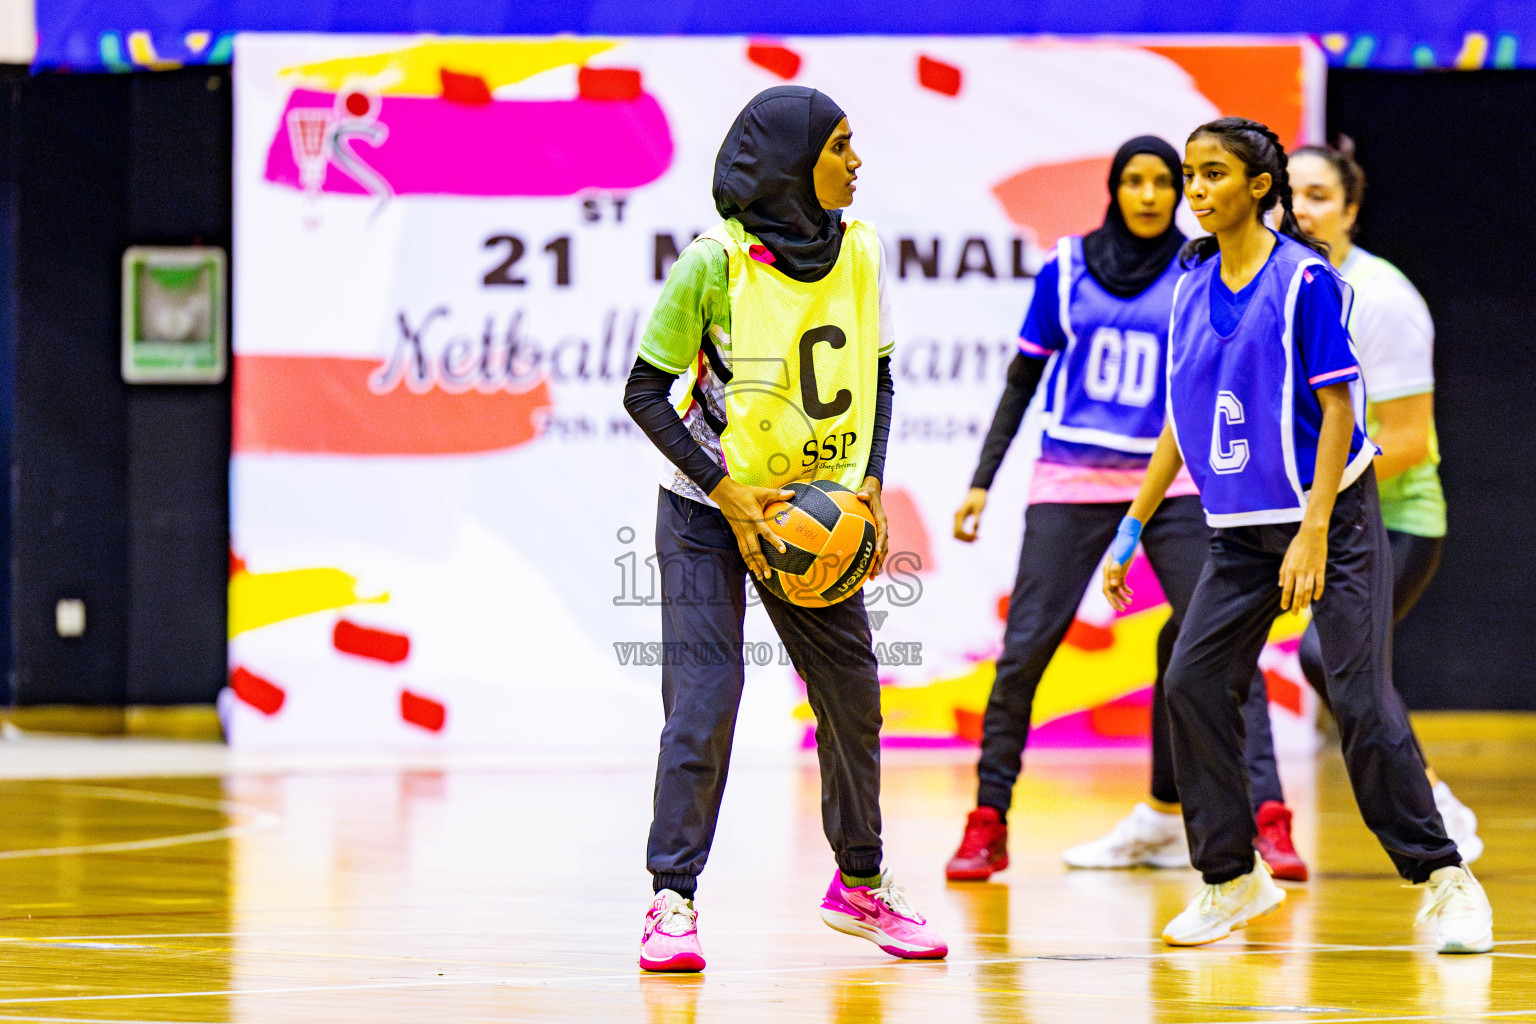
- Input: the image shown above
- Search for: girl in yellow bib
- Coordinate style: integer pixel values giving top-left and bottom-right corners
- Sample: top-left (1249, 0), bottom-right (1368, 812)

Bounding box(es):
top-left (622, 86), bottom-right (947, 972)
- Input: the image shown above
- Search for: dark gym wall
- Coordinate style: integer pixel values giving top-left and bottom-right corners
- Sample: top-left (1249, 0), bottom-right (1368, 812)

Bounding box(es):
top-left (0, 67), bottom-right (1528, 710)
top-left (1329, 70), bottom-right (1536, 709)
top-left (0, 68), bottom-right (22, 703)
top-left (11, 68), bottom-right (231, 706)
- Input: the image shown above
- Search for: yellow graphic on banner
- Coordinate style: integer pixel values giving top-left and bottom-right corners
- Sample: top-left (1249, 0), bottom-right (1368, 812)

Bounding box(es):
top-left (281, 39), bottom-right (617, 95)
top-left (230, 566), bottom-right (387, 638)
top-left (127, 31), bottom-right (181, 70)
top-left (794, 608), bottom-right (1309, 739)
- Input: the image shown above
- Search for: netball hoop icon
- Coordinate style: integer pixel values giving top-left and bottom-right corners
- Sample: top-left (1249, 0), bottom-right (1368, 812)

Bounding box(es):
top-left (286, 106), bottom-right (333, 196)
top-left (284, 86), bottom-right (393, 222)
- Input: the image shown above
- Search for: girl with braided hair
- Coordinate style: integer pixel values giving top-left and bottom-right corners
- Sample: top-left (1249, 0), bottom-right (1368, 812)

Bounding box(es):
top-left (944, 135), bottom-right (1306, 884)
top-left (1103, 117), bottom-right (1493, 952)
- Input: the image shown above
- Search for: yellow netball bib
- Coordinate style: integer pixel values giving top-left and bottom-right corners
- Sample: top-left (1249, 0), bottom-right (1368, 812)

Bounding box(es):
top-left (702, 217), bottom-right (881, 491)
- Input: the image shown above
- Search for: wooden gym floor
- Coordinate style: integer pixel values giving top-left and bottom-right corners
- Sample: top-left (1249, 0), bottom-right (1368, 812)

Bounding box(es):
top-left (0, 715), bottom-right (1532, 1023)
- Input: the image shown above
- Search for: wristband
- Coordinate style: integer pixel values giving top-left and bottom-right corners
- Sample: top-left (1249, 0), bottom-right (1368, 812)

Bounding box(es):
top-left (1108, 516), bottom-right (1143, 568)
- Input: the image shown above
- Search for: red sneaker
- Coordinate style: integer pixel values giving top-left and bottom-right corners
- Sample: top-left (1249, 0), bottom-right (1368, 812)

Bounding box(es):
top-left (945, 806), bottom-right (1009, 881)
top-left (1254, 800), bottom-right (1309, 882)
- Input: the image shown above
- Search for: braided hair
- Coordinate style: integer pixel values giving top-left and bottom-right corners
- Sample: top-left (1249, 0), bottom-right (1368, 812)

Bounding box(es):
top-left (1180, 116), bottom-right (1329, 267)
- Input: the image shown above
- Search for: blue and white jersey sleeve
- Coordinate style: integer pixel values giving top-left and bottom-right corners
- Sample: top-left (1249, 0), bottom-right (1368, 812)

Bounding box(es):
top-left (1018, 255), bottom-right (1068, 359)
top-left (1288, 265), bottom-right (1376, 494)
top-left (1295, 268), bottom-right (1360, 390)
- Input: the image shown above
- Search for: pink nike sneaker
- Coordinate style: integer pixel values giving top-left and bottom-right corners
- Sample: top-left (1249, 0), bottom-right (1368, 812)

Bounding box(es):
top-left (639, 890), bottom-right (705, 972)
top-left (820, 869), bottom-right (948, 959)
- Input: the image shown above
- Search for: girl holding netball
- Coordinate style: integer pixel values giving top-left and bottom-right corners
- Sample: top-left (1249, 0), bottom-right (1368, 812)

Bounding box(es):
top-left (947, 136), bottom-right (1307, 883)
top-left (622, 86), bottom-right (946, 972)
top-left (1104, 117), bottom-right (1492, 952)
top-left (1287, 139), bottom-right (1482, 861)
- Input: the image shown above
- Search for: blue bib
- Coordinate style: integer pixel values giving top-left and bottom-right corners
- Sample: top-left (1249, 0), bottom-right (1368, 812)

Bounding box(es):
top-left (1038, 236), bottom-right (1183, 469)
top-left (1168, 235), bottom-right (1377, 526)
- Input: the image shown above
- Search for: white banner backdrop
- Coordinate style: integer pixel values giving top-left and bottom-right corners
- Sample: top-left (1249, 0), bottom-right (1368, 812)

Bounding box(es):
top-left (228, 34), bottom-right (1324, 749)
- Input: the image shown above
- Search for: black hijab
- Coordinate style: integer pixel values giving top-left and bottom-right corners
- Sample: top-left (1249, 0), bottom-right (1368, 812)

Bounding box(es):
top-left (1081, 136), bottom-right (1185, 298)
top-left (713, 86), bottom-right (847, 283)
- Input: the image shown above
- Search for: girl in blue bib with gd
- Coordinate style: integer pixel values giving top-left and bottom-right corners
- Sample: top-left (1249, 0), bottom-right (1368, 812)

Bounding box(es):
top-left (1104, 118), bottom-right (1493, 954)
top-left (946, 137), bottom-right (1303, 884)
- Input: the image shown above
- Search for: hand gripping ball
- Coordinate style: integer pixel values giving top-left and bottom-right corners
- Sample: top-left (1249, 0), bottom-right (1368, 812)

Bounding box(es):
top-left (757, 480), bottom-right (878, 608)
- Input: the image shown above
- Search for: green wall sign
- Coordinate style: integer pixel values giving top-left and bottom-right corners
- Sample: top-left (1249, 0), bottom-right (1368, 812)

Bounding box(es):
top-left (121, 246), bottom-right (227, 384)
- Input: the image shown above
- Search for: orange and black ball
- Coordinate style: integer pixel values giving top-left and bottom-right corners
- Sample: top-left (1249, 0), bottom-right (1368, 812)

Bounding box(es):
top-left (758, 480), bottom-right (878, 608)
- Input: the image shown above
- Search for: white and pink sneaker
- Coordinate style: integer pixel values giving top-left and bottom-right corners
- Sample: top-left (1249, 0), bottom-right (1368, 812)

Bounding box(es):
top-left (819, 869), bottom-right (948, 959)
top-left (639, 890), bottom-right (705, 972)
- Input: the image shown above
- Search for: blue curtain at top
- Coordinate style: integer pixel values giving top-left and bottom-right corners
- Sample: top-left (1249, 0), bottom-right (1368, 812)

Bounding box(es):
top-left (33, 0), bottom-right (1533, 71)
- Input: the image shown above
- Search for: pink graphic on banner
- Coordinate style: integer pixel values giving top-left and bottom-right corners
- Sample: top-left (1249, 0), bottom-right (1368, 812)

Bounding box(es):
top-left (264, 87), bottom-right (674, 198)
top-left (233, 355), bottom-right (552, 456)
top-left (992, 155), bottom-right (1114, 248)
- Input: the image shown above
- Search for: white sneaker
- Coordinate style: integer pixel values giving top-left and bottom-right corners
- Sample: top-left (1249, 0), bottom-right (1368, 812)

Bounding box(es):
top-left (1162, 852), bottom-right (1285, 946)
top-left (1063, 803), bottom-right (1190, 869)
top-left (1434, 782), bottom-right (1484, 864)
top-left (1418, 864), bottom-right (1493, 954)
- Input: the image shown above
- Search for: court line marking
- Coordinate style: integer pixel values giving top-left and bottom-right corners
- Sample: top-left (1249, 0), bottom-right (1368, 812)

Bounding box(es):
top-left (1195, 1013), bottom-right (1536, 1024)
top-left (0, 1009), bottom-right (1528, 1024)
top-left (54, 785), bottom-right (247, 811)
top-left (0, 926), bottom-right (1529, 1024)
top-left (0, 1016), bottom-right (231, 1024)
top-left (0, 929), bottom-right (1482, 954)
top-left (8, 927), bottom-right (1536, 955)
top-left (18, 927), bottom-right (1529, 951)
top-left (0, 901), bottom-right (1528, 1019)
top-left (0, 785), bottom-right (278, 861)
top-left (0, 1009), bottom-right (1524, 1024)
top-left (0, 945), bottom-right (1530, 1009)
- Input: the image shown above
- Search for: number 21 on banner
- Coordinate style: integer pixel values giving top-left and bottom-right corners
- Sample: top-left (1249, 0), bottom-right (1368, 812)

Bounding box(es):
top-left (482, 235), bottom-right (572, 288)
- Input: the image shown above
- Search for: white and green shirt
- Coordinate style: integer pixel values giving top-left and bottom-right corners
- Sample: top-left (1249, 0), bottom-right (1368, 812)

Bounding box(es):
top-left (1340, 247), bottom-right (1447, 538)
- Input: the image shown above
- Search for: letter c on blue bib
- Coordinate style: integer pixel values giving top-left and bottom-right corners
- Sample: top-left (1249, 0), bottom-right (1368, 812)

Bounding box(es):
top-left (1210, 390), bottom-right (1250, 475)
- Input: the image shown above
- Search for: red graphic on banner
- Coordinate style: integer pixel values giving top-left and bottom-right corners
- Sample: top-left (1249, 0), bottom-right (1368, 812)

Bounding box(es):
top-left (439, 69), bottom-right (492, 105)
top-left (333, 620), bottom-right (411, 664)
top-left (917, 55), bottom-right (962, 96)
top-left (578, 66), bottom-right (643, 101)
top-left (1264, 668), bottom-right (1304, 716)
top-left (401, 690), bottom-right (447, 732)
top-left (1089, 688), bottom-right (1154, 738)
top-left (1064, 619), bottom-right (1115, 651)
top-left (233, 355), bottom-right (551, 456)
top-left (747, 43), bottom-right (802, 80)
top-left (231, 666), bottom-right (286, 715)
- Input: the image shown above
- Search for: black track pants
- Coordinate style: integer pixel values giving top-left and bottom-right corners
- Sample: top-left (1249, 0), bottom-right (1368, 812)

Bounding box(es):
top-left (1164, 470), bottom-right (1459, 884)
top-left (976, 495), bottom-right (1283, 814)
top-left (646, 488), bottom-right (883, 895)
top-left (1298, 529), bottom-right (1444, 715)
